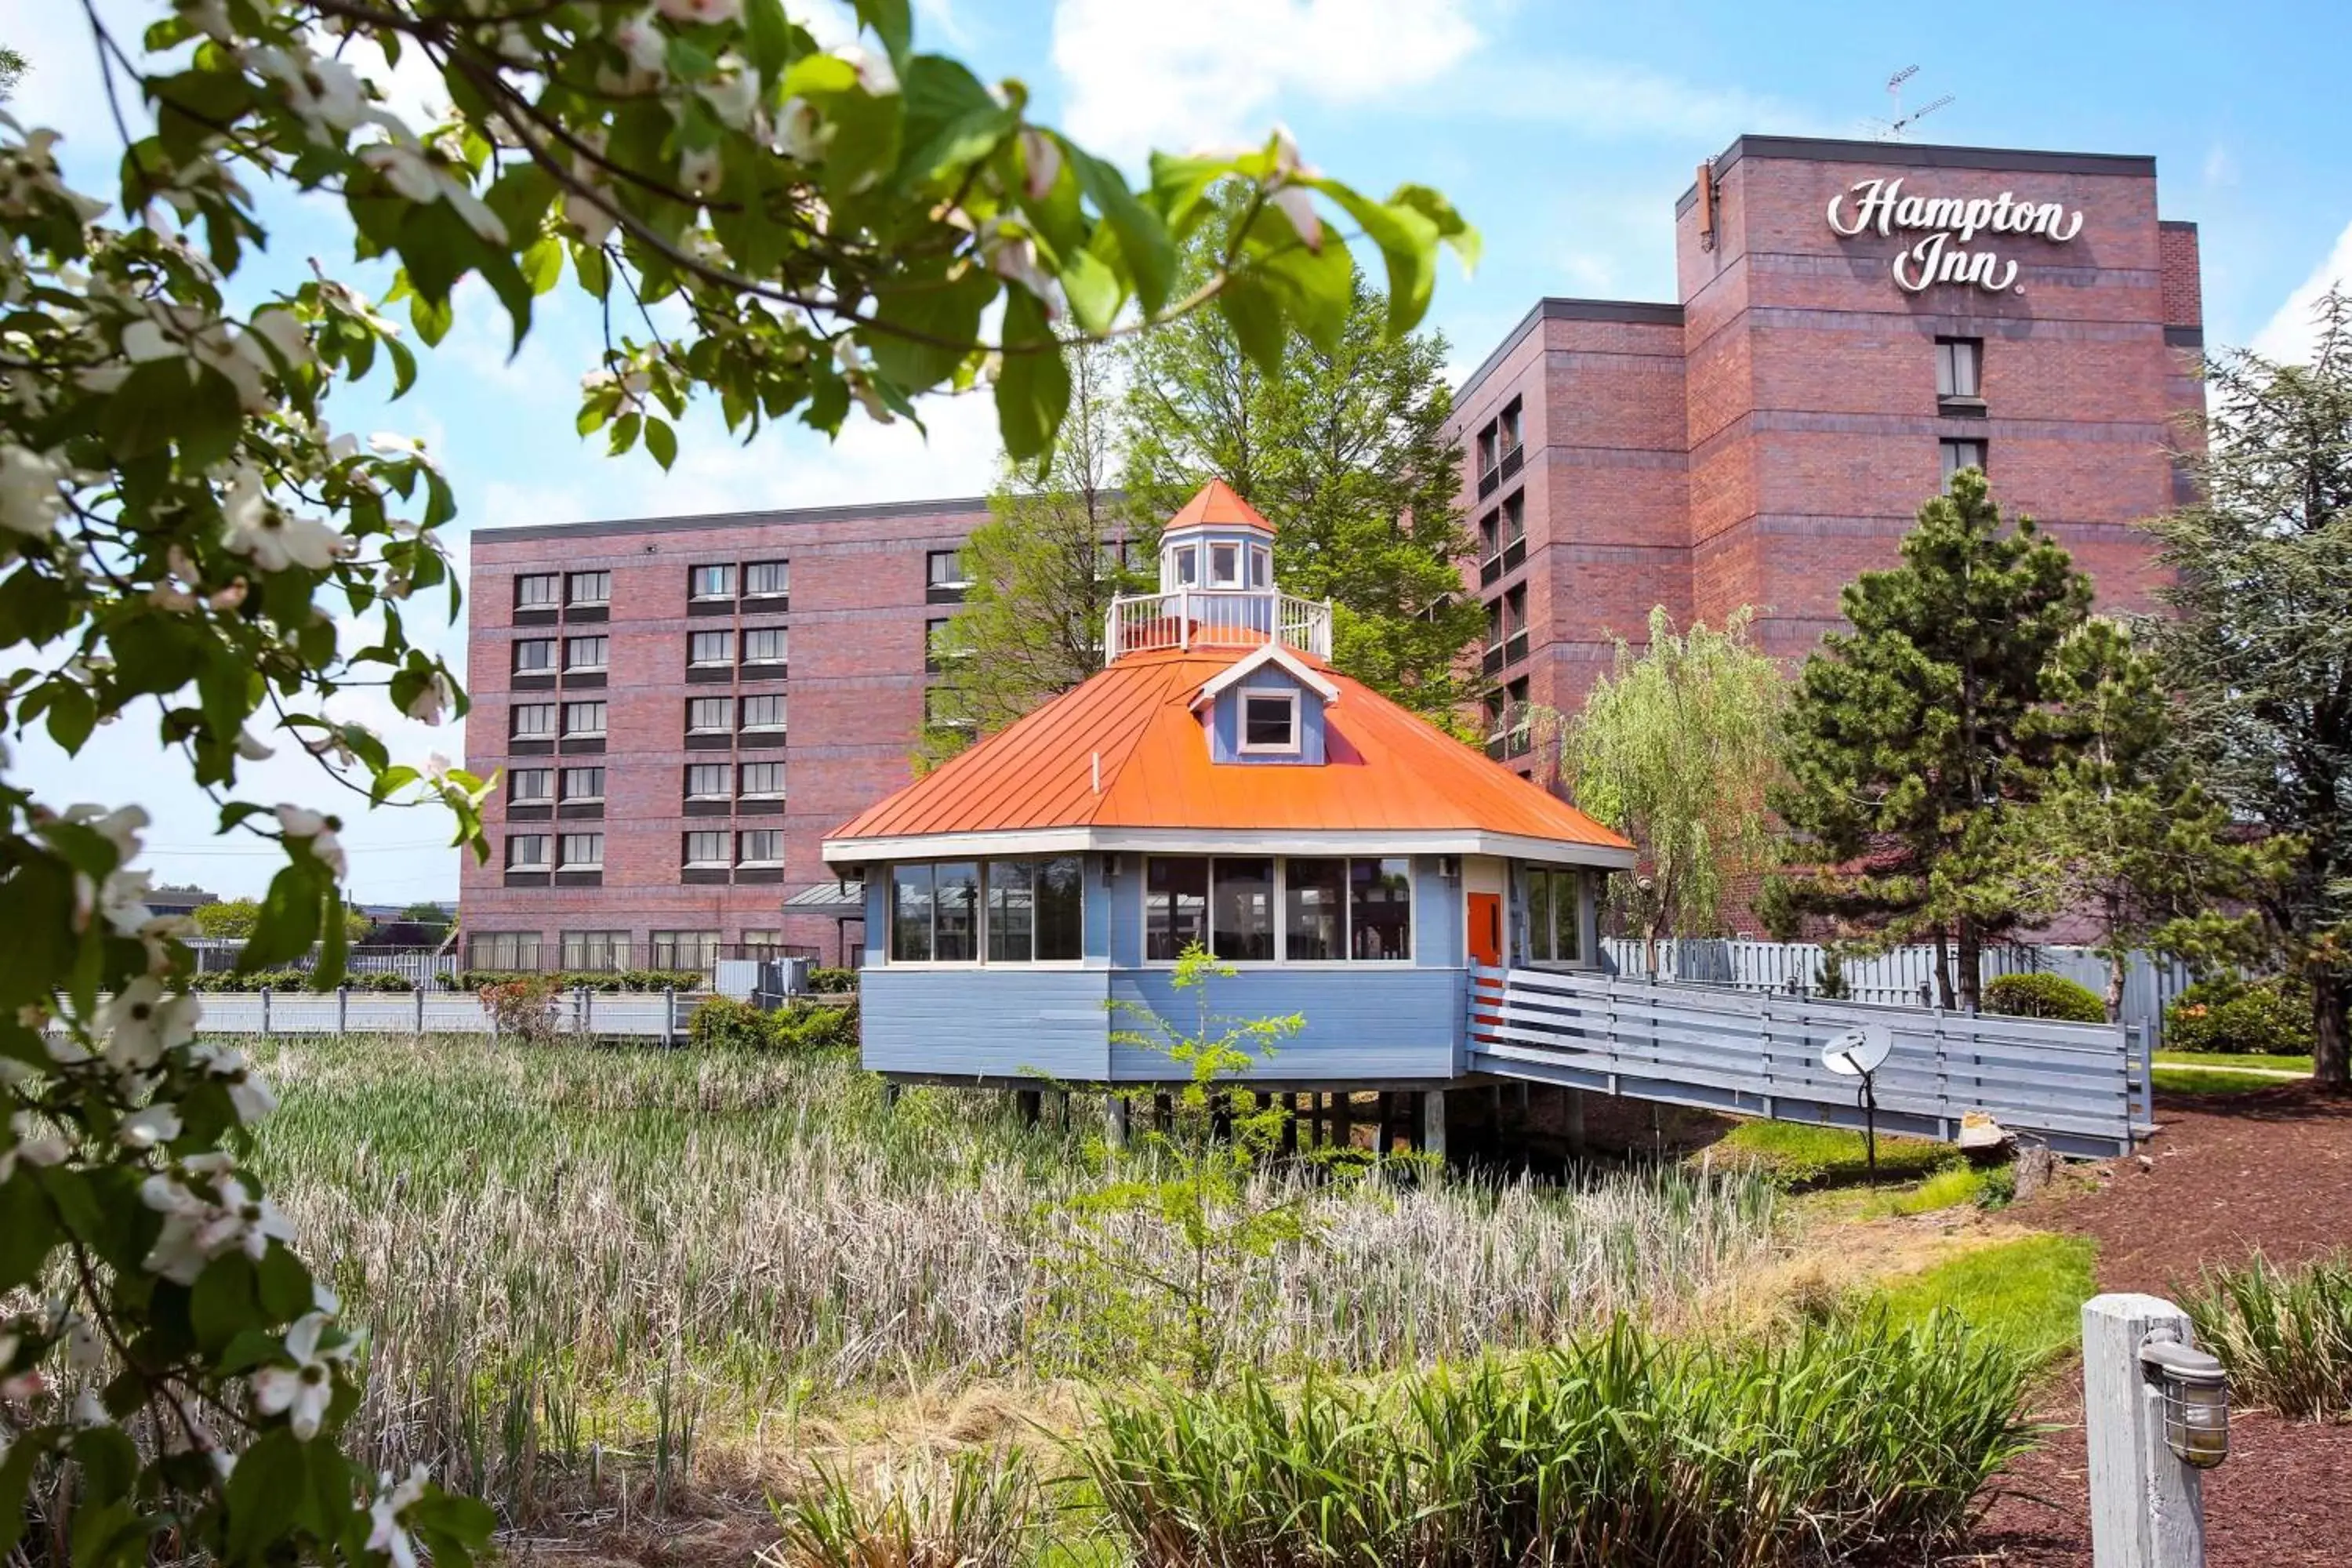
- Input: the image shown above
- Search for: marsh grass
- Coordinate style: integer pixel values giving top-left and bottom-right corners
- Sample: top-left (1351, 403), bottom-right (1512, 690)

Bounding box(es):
top-left (2186, 1251), bottom-right (2352, 1419)
top-left (249, 1033), bottom-right (1783, 1514)
top-left (1082, 1312), bottom-right (2038, 1568)
top-left (1875, 1233), bottom-right (2096, 1364)
top-left (1708, 1120), bottom-right (1950, 1188)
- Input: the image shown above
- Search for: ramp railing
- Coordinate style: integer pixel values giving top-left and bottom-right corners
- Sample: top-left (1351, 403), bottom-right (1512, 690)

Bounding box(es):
top-left (1468, 964), bottom-right (2145, 1157)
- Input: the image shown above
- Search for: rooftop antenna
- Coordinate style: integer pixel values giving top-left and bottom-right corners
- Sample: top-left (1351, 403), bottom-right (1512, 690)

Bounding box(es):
top-left (1870, 65), bottom-right (1955, 142)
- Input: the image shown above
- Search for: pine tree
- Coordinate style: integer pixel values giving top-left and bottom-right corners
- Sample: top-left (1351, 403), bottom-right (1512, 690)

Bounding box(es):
top-left (1994, 619), bottom-right (2279, 1018)
top-left (1763, 468), bottom-right (2093, 1009)
top-left (918, 343), bottom-right (1142, 769)
top-left (2144, 289), bottom-right (2352, 1089)
top-left (1120, 196), bottom-right (1486, 728)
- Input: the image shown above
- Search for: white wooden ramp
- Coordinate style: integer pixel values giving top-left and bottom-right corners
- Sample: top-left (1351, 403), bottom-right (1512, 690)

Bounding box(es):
top-left (1468, 964), bottom-right (2149, 1158)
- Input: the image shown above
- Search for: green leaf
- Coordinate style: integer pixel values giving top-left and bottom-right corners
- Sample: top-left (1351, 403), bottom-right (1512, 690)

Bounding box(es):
top-left (0, 1173), bottom-right (59, 1294)
top-left (1215, 273), bottom-right (1287, 373)
top-left (993, 289), bottom-right (1068, 463)
top-left (0, 1427), bottom-right (48, 1555)
top-left (743, 0), bottom-right (804, 83)
top-left (0, 564), bottom-right (74, 647)
top-left (317, 885), bottom-right (349, 988)
top-left (191, 1251), bottom-right (260, 1356)
top-left (70, 1427), bottom-right (140, 1505)
top-left (1070, 144), bottom-right (1176, 315)
top-left (238, 862), bottom-right (324, 972)
top-left (226, 1428), bottom-right (312, 1559)
top-left (257, 1240), bottom-right (315, 1320)
top-left (409, 290), bottom-right (453, 347)
top-left (42, 680), bottom-right (96, 753)
top-left (0, 855), bottom-right (78, 1012)
top-left (867, 265), bottom-right (991, 393)
top-left (853, 0), bottom-right (913, 66)
top-left (644, 416), bottom-right (677, 470)
top-left (1307, 180), bottom-right (1440, 337)
top-left (895, 56), bottom-right (1013, 185)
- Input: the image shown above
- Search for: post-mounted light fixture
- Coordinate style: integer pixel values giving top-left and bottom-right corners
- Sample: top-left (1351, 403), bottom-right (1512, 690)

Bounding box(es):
top-left (2139, 1330), bottom-right (2230, 1469)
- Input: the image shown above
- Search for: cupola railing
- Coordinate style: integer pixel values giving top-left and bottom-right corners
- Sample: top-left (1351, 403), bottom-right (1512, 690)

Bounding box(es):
top-left (1105, 587), bottom-right (1334, 662)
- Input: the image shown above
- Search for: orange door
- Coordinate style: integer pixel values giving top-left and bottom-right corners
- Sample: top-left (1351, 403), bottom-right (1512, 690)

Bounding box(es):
top-left (1468, 892), bottom-right (1503, 968)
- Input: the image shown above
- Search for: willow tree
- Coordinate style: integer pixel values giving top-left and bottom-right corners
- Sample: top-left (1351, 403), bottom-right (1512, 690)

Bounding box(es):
top-left (0, 1), bottom-right (1469, 1554)
top-left (1560, 606), bottom-right (1786, 968)
top-left (2144, 290), bottom-right (2352, 1089)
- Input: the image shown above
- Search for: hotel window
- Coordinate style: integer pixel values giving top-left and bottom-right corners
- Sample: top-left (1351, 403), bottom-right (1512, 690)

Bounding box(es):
top-left (1094, 538), bottom-right (1131, 580)
top-left (743, 560), bottom-right (789, 597)
top-left (684, 764), bottom-right (730, 801)
top-left (683, 829), bottom-right (729, 867)
top-left (1239, 691), bottom-right (1300, 754)
top-left (561, 700), bottom-right (605, 738)
top-left (560, 766), bottom-right (604, 803)
top-left (565, 571), bottom-right (609, 608)
top-left (1940, 438), bottom-right (1987, 491)
top-left (1172, 544), bottom-right (1198, 586)
top-left (740, 694), bottom-right (786, 732)
top-left (564, 635), bottom-right (608, 672)
top-left (511, 703), bottom-right (557, 739)
top-left (926, 549), bottom-right (969, 595)
top-left (982, 857), bottom-right (1085, 963)
top-left (512, 638), bottom-right (556, 674)
top-left (509, 768), bottom-right (554, 804)
top-left (1936, 336), bottom-right (1984, 403)
top-left (742, 627), bottom-right (787, 666)
top-left (1210, 857), bottom-right (1275, 961)
top-left (652, 931), bottom-right (720, 970)
top-left (560, 930), bottom-right (628, 971)
top-left (688, 630), bottom-right (735, 667)
top-left (1525, 867), bottom-right (1584, 964)
top-left (514, 574), bottom-right (559, 610)
top-left (925, 618), bottom-right (960, 671)
top-left (689, 563), bottom-right (736, 601)
top-left (1475, 423), bottom-right (1497, 477)
top-left (686, 696), bottom-right (732, 734)
top-left (1478, 510), bottom-right (1499, 561)
top-left (741, 930), bottom-right (780, 952)
top-left (924, 687), bottom-right (971, 729)
top-left (1210, 541), bottom-right (1240, 586)
top-left (1502, 584), bottom-right (1526, 638)
top-left (558, 832), bottom-right (604, 870)
top-left (1501, 491), bottom-right (1526, 549)
top-left (738, 829), bottom-right (784, 866)
top-left (1145, 857), bottom-right (1209, 960)
top-left (739, 760), bottom-right (786, 799)
top-left (505, 833), bottom-right (550, 871)
top-left (466, 931), bottom-right (542, 971)
top-left (1498, 397), bottom-right (1523, 457)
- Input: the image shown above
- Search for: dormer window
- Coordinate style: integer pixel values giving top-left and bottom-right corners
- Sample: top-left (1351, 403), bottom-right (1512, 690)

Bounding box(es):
top-left (1240, 691), bottom-right (1300, 754)
top-left (1210, 542), bottom-right (1240, 586)
top-left (1173, 545), bottom-right (1198, 586)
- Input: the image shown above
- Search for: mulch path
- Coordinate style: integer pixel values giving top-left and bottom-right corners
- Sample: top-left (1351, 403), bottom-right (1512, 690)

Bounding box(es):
top-left (1964, 1083), bottom-right (2352, 1566)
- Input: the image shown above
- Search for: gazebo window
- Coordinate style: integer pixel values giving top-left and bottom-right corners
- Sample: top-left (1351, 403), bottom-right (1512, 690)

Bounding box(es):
top-left (891, 857), bottom-right (1086, 964)
top-left (1148, 855), bottom-right (1413, 964)
top-left (1145, 857), bottom-right (1208, 960)
top-left (1283, 858), bottom-right (1346, 960)
top-left (1210, 857), bottom-right (1274, 960)
top-left (1526, 867), bottom-right (1584, 964)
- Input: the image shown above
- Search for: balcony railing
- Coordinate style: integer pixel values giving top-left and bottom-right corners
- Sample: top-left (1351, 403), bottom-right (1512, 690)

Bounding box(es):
top-left (1105, 588), bottom-right (1334, 662)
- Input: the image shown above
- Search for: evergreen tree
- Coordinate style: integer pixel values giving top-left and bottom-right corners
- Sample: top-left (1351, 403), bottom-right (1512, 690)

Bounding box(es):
top-left (1763, 469), bottom-right (2093, 1010)
top-left (1994, 619), bottom-right (2279, 1019)
top-left (918, 343), bottom-right (1140, 768)
top-left (2144, 290), bottom-right (2352, 1089)
top-left (1120, 195), bottom-right (1486, 728)
top-left (1559, 606), bottom-right (1787, 967)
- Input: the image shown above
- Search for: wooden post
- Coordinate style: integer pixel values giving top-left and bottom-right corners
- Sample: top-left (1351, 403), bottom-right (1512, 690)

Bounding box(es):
top-left (882, 1081), bottom-right (902, 1111)
top-left (1564, 1087), bottom-right (1586, 1154)
top-left (662, 986), bottom-right (676, 1047)
top-left (1331, 1091), bottom-right (1352, 1151)
top-left (2084, 1293), bottom-right (2206, 1568)
top-left (1421, 1090), bottom-right (1446, 1163)
top-left (413, 985), bottom-right (425, 1036)
top-left (336, 985), bottom-right (347, 1038)
top-left (1014, 1088), bottom-right (1042, 1125)
top-left (1153, 1091), bottom-right (1172, 1132)
top-left (1104, 1092), bottom-right (1128, 1148)
top-left (1280, 1093), bottom-right (1298, 1154)
top-left (260, 985), bottom-right (270, 1042)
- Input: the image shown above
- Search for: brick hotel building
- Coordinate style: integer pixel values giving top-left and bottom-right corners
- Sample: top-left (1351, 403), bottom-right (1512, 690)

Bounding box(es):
top-left (459, 134), bottom-right (2204, 966)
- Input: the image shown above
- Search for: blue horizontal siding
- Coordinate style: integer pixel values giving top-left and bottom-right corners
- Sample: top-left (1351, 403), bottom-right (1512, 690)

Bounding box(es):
top-left (1109, 967), bottom-right (1462, 1080)
top-left (861, 969), bottom-right (1112, 1080)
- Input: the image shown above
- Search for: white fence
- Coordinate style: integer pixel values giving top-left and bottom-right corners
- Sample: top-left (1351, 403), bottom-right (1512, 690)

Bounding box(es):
top-left (1470, 964), bottom-right (2148, 1157)
top-left (1103, 587), bottom-right (1334, 660)
top-left (1601, 937), bottom-right (2194, 1047)
top-left (172, 987), bottom-right (700, 1040)
top-left (189, 941), bottom-right (459, 986)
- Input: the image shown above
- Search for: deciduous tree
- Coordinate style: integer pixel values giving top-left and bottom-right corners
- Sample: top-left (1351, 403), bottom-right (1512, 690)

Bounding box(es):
top-left (1119, 201), bottom-right (1486, 728)
top-left (0, 2), bottom-right (1466, 1554)
top-left (2144, 291), bottom-right (2352, 1089)
top-left (1763, 469), bottom-right (2092, 1010)
top-left (1558, 606), bottom-right (1785, 967)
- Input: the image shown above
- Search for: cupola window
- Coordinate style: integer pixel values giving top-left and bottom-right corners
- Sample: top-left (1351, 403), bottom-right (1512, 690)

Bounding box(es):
top-left (1210, 542), bottom-right (1240, 586)
top-left (1173, 545), bottom-right (1198, 586)
top-left (1240, 691), bottom-right (1301, 753)
top-left (1250, 546), bottom-right (1270, 588)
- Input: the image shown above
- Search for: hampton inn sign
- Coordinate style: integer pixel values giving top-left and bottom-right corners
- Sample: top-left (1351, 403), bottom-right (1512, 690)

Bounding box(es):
top-left (1827, 176), bottom-right (2085, 295)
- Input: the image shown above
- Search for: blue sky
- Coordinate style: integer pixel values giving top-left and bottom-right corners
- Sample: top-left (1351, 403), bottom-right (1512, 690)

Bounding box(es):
top-left (7, 0), bottom-right (2351, 905)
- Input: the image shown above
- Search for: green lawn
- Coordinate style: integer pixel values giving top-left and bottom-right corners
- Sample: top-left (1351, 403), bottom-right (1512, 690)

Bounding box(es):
top-left (1875, 1232), bottom-right (2099, 1364)
top-left (2153, 1065), bottom-right (2295, 1098)
top-left (1709, 1119), bottom-right (1951, 1187)
top-left (2154, 1051), bottom-right (2312, 1073)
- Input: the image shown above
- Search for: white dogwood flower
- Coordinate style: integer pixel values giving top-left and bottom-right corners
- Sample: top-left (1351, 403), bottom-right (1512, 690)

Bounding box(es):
top-left (118, 1103), bottom-right (182, 1150)
top-left (358, 143), bottom-right (508, 245)
top-left (655, 0), bottom-right (741, 22)
top-left (366, 1464), bottom-right (432, 1568)
top-left (0, 445), bottom-right (66, 539)
top-left (275, 804), bottom-right (348, 879)
top-left (190, 1041), bottom-right (279, 1123)
top-left (250, 1312), bottom-right (350, 1441)
top-left (98, 978), bottom-right (201, 1074)
top-left (141, 1171), bottom-right (295, 1284)
top-left (220, 466), bottom-right (350, 572)
top-left (0, 1112), bottom-right (69, 1181)
top-left (404, 673), bottom-right (454, 726)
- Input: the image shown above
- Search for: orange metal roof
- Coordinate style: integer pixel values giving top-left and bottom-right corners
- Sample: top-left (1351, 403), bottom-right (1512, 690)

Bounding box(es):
top-left (828, 648), bottom-right (1632, 854)
top-left (1164, 478), bottom-right (1276, 535)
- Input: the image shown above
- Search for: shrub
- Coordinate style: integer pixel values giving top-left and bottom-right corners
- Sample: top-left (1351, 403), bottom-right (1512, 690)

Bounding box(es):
top-left (688, 996), bottom-right (768, 1050)
top-left (454, 967), bottom-right (704, 994)
top-left (186, 967), bottom-right (416, 993)
top-left (773, 1450), bottom-right (1039, 1568)
top-left (1083, 1312), bottom-right (2034, 1568)
top-left (807, 965), bottom-right (859, 993)
top-left (2186, 1251), bottom-right (2352, 1420)
top-left (1982, 971), bottom-right (2106, 1022)
top-left (2164, 975), bottom-right (2315, 1056)
top-left (479, 976), bottom-right (561, 1044)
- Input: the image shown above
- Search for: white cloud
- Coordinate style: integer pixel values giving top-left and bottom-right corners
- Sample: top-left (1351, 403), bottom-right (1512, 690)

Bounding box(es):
top-left (1465, 56), bottom-right (1831, 143)
top-left (2252, 218), bottom-right (2352, 363)
top-left (1051, 0), bottom-right (1483, 160)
